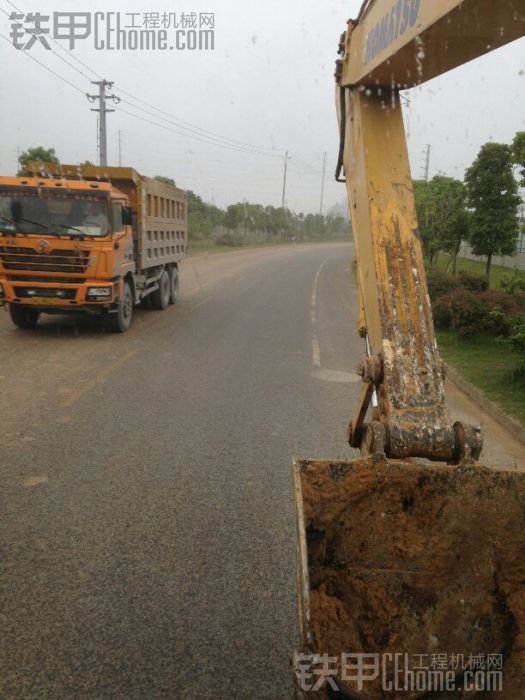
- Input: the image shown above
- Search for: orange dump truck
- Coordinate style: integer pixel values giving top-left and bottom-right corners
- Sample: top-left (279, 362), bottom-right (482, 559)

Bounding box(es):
top-left (0, 162), bottom-right (187, 332)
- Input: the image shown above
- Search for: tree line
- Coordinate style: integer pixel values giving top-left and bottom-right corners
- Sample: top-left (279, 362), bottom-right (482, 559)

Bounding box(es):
top-left (414, 132), bottom-right (524, 279)
top-left (186, 191), bottom-right (350, 245)
top-left (15, 146), bottom-right (351, 245)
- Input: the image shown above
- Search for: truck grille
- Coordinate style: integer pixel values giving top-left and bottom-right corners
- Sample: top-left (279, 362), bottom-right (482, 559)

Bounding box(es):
top-left (0, 246), bottom-right (90, 274)
top-left (7, 275), bottom-right (84, 284)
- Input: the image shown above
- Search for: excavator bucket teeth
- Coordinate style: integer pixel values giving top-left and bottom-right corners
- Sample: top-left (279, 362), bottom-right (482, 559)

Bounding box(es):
top-left (292, 458), bottom-right (525, 699)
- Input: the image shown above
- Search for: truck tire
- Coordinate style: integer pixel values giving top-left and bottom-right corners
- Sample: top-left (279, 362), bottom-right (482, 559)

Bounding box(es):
top-left (150, 270), bottom-right (170, 310)
top-left (9, 304), bottom-right (40, 329)
top-left (105, 281), bottom-right (133, 333)
top-left (168, 266), bottom-right (179, 305)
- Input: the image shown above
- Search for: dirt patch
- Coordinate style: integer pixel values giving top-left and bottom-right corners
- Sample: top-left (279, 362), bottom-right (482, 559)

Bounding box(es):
top-left (296, 458), bottom-right (525, 698)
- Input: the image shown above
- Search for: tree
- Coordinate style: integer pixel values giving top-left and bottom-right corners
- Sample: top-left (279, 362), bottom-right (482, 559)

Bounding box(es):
top-left (432, 177), bottom-right (469, 273)
top-left (18, 146), bottom-right (59, 175)
top-left (413, 176), bottom-right (468, 270)
top-left (512, 131), bottom-right (525, 186)
top-left (465, 142), bottom-right (520, 280)
top-left (154, 175), bottom-right (176, 187)
top-left (186, 190), bottom-right (223, 240)
top-left (414, 180), bottom-right (438, 266)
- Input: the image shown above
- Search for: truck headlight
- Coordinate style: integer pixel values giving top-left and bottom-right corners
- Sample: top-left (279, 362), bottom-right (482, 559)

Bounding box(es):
top-left (87, 287), bottom-right (112, 300)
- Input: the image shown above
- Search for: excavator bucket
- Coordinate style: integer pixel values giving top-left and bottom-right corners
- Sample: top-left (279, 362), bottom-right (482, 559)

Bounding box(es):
top-left (292, 458), bottom-right (525, 699)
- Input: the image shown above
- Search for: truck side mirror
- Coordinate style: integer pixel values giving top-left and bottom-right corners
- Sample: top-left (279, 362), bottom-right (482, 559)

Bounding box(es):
top-left (122, 206), bottom-right (133, 226)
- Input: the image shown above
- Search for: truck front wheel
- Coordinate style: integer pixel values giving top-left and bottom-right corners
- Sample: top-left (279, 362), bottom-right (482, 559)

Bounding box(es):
top-left (106, 281), bottom-right (133, 333)
top-left (150, 270), bottom-right (170, 310)
top-left (9, 304), bottom-right (40, 329)
top-left (168, 266), bottom-right (179, 305)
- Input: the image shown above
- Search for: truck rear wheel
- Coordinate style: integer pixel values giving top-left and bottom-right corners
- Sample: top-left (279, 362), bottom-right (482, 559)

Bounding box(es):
top-left (150, 270), bottom-right (170, 310)
top-left (9, 304), bottom-right (40, 329)
top-left (105, 281), bottom-right (133, 333)
top-left (168, 266), bottom-right (179, 305)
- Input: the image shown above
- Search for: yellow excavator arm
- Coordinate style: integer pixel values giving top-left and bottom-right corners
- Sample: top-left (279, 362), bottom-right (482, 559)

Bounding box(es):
top-left (335, 0), bottom-right (524, 462)
top-left (337, 0), bottom-right (523, 89)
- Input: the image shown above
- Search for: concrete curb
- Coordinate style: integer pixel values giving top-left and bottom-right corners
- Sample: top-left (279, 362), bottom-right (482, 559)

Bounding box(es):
top-left (445, 363), bottom-right (525, 448)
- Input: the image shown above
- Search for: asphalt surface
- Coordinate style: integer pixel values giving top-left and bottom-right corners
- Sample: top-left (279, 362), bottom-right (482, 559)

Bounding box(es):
top-left (0, 243), bottom-right (360, 699)
top-left (2, 242), bottom-right (525, 699)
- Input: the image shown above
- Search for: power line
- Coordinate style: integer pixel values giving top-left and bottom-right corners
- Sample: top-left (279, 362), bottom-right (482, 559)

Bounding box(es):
top-left (289, 152), bottom-right (324, 176)
top-left (115, 105), bottom-right (284, 158)
top-left (114, 87), bottom-right (284, 156)
top-left (1, 3), bottom-right (325, 172)
top-left (1, 10), bottom-right (328, 182)
top-left (3, 0), bottom-right (103, 81)
top-left (288, 159), bottom-right (324, 178)
top-left (117, 98), bottom-right (283, 158)
top-left (0, 3), bottom-right (95, 82)
top-left (0, 32), bottom-right (86, 95)
top-left (0, 28), bottom-right (279, 162)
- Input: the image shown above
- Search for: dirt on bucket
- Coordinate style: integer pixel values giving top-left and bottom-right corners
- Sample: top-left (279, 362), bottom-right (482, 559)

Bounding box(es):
top-left (296, 457), bottom-right (525, 698)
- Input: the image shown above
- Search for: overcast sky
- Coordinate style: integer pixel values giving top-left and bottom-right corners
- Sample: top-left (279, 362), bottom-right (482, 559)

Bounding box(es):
top-left (0, 0), bottom-right (523, 214)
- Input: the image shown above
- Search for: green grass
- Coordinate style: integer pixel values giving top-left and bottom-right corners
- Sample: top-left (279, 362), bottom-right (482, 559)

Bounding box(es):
top-left (187, 238), bottom-right (345, 257)
top-left (436, 252), bottom-right (525, 289)
top-left (187, 239), bottom-right (291, 256)
top-left (188, 242), bottom-right (243, 256)
top-left (437, 329), bottom-right (525, 424)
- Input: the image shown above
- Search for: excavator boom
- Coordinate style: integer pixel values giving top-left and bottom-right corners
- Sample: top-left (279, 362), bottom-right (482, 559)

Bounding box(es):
top-left (334, 0), bottom-right (523, 461)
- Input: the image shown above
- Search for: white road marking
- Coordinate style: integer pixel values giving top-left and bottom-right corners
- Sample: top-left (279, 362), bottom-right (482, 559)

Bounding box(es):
top-left (311, 369), bottom-right (360, 384)
top-left (311, 257), bottom-right (330, 368)
top-left (312, 336), bottom-right (321, 368)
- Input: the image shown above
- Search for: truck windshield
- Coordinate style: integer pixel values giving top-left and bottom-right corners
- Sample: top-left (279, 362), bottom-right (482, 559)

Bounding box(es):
top-left (0, 190), bottom-right (111, 237)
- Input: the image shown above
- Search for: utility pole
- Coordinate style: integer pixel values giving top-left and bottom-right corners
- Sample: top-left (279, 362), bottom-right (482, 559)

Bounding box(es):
top-left (118, 129), bottom-right (122, 167)
top-left (86, 80), bottom-right (120, 166)
top-left (281, 151), bottom-right (289, 209)
top-left (423, 144), bottom-right (431, 182)
top-left (319, 151), bottom-right (327, 216)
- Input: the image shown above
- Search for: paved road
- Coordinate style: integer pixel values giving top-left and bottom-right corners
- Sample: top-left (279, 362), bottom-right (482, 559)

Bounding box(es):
top-left (1, 242), bottom-right (524, 699)
top-left (1, 243), bottom-right (360, 699)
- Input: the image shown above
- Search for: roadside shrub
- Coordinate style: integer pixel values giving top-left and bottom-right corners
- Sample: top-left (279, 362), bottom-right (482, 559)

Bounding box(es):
top-left (508, 318), bottom-right (525, 353)
top-left (446, 288), bottom-right (487, 337)
top-left (426, 270), bottom-right (459, 301)
top-left (432, 294), bottom-right (453, 329)
top-left (432, 288), bottom-right (525, 338)
top-left (431, 288), bottom-right (486, 337)
top-left (215, 232), bottom-right (245, 247)
top-left (482, 290), bottom-right (525, 333)
top-left (456, 270), bottom-right (489, 293)
top-left (499, 271), bottom-right (525, 294)
top-left (487, 307), bottom-right (511, 336)
top-left (426, 269), bottom-right (488, 301)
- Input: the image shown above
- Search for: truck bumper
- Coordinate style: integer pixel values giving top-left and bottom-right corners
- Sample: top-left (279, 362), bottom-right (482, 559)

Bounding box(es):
top-left (0, 278), bottom-right (118, 312)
